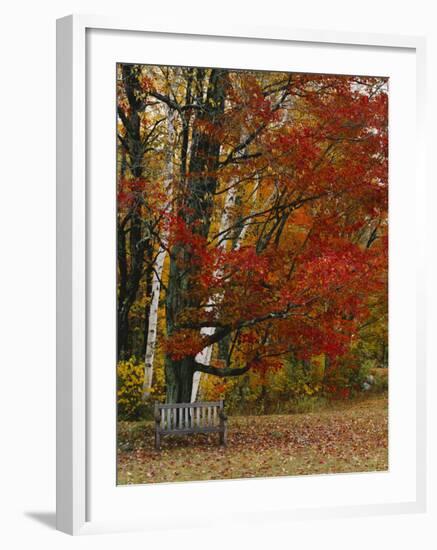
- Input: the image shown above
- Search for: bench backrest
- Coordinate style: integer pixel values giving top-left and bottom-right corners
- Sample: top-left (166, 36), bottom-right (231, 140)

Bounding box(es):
top-left (155, 400), bottom-right (224, 432)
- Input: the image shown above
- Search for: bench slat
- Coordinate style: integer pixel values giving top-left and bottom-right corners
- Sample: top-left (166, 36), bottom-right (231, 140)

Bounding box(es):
top-left (160, 426), bottom-right (222, 435)
top-left (158, 401), bottom-right (222, 410)
top-left (154, 401), bottom-right (227, 449)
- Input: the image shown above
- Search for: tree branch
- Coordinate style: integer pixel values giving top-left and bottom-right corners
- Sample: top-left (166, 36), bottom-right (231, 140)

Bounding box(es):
top-left (193, 361), bottom-right (250, 377)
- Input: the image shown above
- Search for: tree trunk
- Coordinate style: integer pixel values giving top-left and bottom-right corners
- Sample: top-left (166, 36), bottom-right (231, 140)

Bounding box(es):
top-left (142, 265), bottom-right (153, 356)
top-left (191, 184), bottom-right (236, 401)
top-left (164, 69), bottom-right (227, 403)
top-left (165, 356), bottom-right (195, 404)
top-left (117, 65), bottom-right (150, 360)
top-left (117, 210), bottom-right (147, 359)
top-left (190, 133), bottom-right (258, 399)
top-left (143, 249), bottom-right (166, 397)
top-left (143, 107), bottom-right (176, 397)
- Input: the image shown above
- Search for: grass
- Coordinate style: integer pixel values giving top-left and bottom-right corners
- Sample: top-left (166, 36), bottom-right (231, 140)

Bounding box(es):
top-left (117, 393), bottom-right (388, 485)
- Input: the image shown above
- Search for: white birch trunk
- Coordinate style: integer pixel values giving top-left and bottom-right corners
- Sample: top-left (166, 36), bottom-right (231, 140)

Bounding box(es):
top-left (143, 250), bottom-right (166, 397)
top-left (143, 107), bottom-right (175, 398)
top-left (191, 185), bottom-right (237, 401)
top-left (191, 176), bottom-right (261, 401)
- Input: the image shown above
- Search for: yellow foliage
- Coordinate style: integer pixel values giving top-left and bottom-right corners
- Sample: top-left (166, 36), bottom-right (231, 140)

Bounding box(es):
top-left (117, 358), bottom-right (146, 420)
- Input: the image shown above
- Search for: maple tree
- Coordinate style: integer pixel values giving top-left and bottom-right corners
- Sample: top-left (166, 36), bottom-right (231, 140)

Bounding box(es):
top-left (116, 64), bottom-right (388, 404)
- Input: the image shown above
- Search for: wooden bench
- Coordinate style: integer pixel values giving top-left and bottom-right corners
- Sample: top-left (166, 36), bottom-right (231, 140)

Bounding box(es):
top-left (154, 400), bottom-right (227, 450)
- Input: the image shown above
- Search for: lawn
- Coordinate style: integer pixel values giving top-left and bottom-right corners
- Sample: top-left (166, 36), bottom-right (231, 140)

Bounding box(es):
top-left (117, 393), bottom-right (388, 485)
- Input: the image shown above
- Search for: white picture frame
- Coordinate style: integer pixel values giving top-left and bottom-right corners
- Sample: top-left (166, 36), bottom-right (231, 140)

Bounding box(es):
top-left (56, 14), bottom-right (427, 535)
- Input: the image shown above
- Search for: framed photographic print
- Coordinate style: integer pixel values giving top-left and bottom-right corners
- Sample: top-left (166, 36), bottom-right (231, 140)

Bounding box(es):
top-left (56, 15), bottom-right (426, 535)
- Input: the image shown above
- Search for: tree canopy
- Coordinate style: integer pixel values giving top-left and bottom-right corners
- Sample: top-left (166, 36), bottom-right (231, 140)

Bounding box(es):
top-left (116, 64), bottom-right (388, 404)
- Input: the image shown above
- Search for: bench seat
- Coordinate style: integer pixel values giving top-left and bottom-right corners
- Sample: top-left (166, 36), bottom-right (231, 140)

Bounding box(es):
top-left (154, 400), bottom-right (227, 450)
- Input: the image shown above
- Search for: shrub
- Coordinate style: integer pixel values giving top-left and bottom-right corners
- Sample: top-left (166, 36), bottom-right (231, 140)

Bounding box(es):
top-left (117, 358), bottom-right (148, 420)
top-left (200, 355), bottom-right (324, 415)
top-left (369, 367), bottom-right (389, 393)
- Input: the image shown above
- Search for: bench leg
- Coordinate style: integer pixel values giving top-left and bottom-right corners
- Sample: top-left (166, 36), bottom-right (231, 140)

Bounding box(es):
top-left (219, 426), bottom-right (227, 447)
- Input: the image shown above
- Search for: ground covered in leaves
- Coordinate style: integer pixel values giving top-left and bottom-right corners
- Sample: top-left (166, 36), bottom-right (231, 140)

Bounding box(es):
top-left (117, 394), bottom-right (388, 485)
